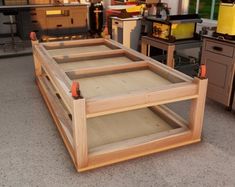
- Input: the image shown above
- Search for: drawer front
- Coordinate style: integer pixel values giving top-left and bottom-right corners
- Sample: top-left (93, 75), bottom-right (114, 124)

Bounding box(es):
top-left (112, 19), bottom-right (123, 28)
top-left (46, 17), bottom-right (71, 29)
top-left (205, 40), bottom-right (234, 57)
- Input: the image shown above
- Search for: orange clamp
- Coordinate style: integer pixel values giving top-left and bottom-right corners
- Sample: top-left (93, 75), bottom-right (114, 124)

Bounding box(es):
top-left (71, 82), bottom-right (80, 99)
top-left (199, 64), bottom-right (206, 79)
top-left (29, 32), bottom-right (37, 41)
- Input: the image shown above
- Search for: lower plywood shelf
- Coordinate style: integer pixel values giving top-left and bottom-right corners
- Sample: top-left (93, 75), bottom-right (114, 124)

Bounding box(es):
top-left (36, 74), bottom-right (198, 171)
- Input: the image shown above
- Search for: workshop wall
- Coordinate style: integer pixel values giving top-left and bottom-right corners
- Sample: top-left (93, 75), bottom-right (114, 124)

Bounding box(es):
top-left (162, 0), bottom-right (179, 15)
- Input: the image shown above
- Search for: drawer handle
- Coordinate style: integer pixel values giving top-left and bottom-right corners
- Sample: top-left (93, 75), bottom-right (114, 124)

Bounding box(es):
top-left (213, 46), bottom-right (223, 52)
top-left (30, 13), bottom-right (37, 16)
top-left (115, 21), bottom-right (119, 24)
top-left (57, 24), bottom-right (62, 27)
top-left (32, 20), bottom-right (38, 23)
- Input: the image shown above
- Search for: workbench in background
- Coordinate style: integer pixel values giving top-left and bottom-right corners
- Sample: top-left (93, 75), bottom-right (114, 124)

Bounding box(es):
top-left (201, 36), bottom-right (235, 110)
top-left (0, 4), bottom-right (89, 40)
top-left (141, 36), bottom-right (202, 68)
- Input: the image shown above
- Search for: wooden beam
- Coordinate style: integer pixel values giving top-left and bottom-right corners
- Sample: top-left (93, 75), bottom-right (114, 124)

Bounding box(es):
top-left (150, 105), bottom-right (188, 129)
top-left (147, 61), bottom-right (193, 82)
top-left (66, 61), bottom-right (148, 80)
top-left (34, 46), bottom-right (73, 113)
top-left (36, 76), bottom-right (75, 166)
top-left (86, 82), bottom-right (199, 118)
top-left (73, 99), bottom-right (88, 169)
top-left (189, 78), bottom-right (208, 139)
top-left (81, 130), bottom-right (193, 172)
top-left (42, 38), bottom-right (105, 49)
top-left (53, 49), bottom-right (126, 63)
top-left (89, 127), bottom-right (188, 156)
top-left (32, 50), bottom-right (42, 77)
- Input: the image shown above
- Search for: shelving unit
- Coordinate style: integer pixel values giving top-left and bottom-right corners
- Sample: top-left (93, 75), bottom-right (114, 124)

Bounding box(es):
top-left (201, 36), bottom-right (235, 109)
top-left (32, 38), bottom-right (208, 172)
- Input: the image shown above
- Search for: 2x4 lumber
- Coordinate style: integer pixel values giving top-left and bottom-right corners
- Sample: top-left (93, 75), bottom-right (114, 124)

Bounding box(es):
top-left (83, 130), bottom-right (193, 172)
top-left (66, 61), bottom-right (149, 80)
top-left (189, 78), bottom-right (208, 139)
top-left (32, 52), bottom-right (42, 76)
top-left (42, 38), bottom-right (106, 49)
top-left (89, 127), bottom-right (188, 156)
top-left (36, 76), bottom-right (76, 166)
top-left (73, 99), bottom-right (88, 169)
top-left (150, 105), bottom-right (188, 129)
top-left (39, 45), bottom-right (73, 89)
top-left (53, 49), bottom-right (126, 63)
top-left (106, 38), bottom-right (154, 61)
top-left (34, 45), bottom-right (73, 113)
top-left (86, 82), bottom-right (199, 118)
top-left (147, 61), bottom-right (192, 82)
top-left (39, 76), bottom-right (74, 147)
top-left (105, 38), bottom-right (192, 82)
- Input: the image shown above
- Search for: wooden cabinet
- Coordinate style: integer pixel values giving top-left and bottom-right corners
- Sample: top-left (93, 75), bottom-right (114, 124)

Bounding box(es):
top-left (201, 37), bottom-right (235, 107)
top-left (16, 5), bottom-right (88, 40)
top-left (111, 17), bottom-right (141, 50)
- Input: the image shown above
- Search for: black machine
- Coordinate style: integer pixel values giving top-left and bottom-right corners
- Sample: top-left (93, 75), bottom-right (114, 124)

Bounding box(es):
top-left (89, 0), bottom-right (104, 36)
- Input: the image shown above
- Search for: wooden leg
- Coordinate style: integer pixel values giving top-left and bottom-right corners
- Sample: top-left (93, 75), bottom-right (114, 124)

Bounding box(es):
top-left (189, 78), bottom-right (208, 139)
top-left (141, 41), bottom-right (148, 56)
top-left (33, 55), bottom-right (42, 76)
top-left (32, 40), bottom-right (42, 77)
top-left (72, 99), bottom-right (88, 169)
top-left (147, 45), bottom-right (150, 57)
top-left (166, 45), bottom-right (175, 68)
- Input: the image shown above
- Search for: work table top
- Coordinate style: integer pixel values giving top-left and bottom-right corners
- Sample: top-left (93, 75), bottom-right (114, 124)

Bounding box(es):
top-left (0, 3), bottom-right (88, 10)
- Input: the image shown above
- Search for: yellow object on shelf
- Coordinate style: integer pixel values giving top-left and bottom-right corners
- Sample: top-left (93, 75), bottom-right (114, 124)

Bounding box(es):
top-left (152, 22), bottom-right (196, 41)
top-left (126, 4), bottom-right (145, 13)
top-left (46, 10), bottom-right (62, 15)
top-left (217, 3), bottom-right (235, 36)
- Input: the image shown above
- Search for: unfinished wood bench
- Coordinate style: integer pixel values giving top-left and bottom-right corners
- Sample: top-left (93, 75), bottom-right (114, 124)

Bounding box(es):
top-left (31, 37), bottom-right (208, 172)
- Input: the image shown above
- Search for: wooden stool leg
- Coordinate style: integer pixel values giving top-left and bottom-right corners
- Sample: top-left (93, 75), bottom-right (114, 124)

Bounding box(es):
top-left (141, 41), bottom-right (148, 56)
top-left (166, 45), bottom-right (175, 68)
top-left (189, 78), bottom-right (208, 140)
top-left (73, 99), bottom-right (88, 170)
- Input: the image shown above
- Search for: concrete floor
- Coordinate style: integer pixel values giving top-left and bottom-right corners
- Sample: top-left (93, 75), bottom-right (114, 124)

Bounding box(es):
top-left (0, 55), bottom-right (235, 187)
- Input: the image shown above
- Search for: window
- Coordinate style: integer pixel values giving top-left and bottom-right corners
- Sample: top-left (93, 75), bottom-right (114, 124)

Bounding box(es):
top-left (188, 0), bottom-right (220, 20)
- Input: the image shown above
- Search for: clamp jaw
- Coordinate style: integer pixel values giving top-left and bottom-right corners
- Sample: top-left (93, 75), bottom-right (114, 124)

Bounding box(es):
top-left (198, 64), bottom-right (207, 79)
top-left (71, 82), bottom-right (82, 99)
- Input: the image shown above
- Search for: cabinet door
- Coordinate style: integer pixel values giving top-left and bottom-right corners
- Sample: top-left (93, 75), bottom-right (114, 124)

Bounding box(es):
top-left (201, 51), bottom-right (235, 106)
top-left (70, 7), bottom-right (88, 28)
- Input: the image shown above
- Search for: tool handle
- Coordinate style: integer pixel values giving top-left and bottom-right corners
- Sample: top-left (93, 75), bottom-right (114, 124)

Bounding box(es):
top-left (213, 46), bottom-right (223, 52)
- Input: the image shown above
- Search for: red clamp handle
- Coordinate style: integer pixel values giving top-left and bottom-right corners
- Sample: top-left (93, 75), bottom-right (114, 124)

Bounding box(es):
top-left (198, 64), bottom-right (206, 79)
top-left (29, 32), bottom-right (37, 41)
top-left (71, 82), bottom-right (81, 99)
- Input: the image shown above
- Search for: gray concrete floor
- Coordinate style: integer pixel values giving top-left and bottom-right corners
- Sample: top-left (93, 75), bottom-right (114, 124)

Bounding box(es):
top-left (0, 55), bottom-right (235, 187)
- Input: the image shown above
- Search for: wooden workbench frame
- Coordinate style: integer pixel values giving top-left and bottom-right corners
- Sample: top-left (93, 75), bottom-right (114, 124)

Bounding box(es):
top-left (141, 36), bottom-right (202, 68)
top-left (32, 38), bottom-right (207, 172)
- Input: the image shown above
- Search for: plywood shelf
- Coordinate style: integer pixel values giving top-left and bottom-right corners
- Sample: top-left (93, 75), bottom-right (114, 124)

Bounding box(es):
top-left (74, 69), bottom-right (173, 99)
